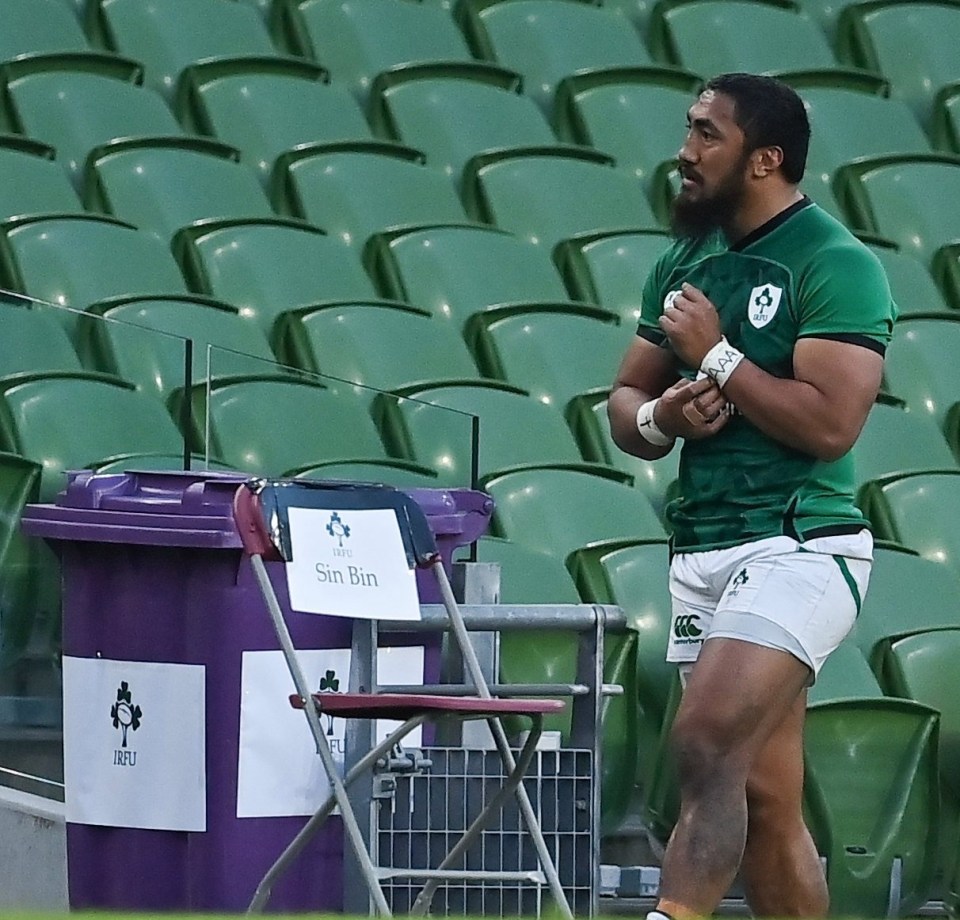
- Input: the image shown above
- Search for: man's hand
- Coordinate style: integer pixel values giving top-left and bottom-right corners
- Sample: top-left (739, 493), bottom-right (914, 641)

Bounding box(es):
top-left (657, 376), bottom-right (730, 441)
top-left (659, 282), bottom-right (724, 367)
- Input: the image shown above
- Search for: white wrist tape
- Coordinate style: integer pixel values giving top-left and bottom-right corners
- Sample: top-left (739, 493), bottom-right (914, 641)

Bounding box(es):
top-left (700, 337), bottom-right (745, 389)
top-left (636, 398), bottom-right (674, 446)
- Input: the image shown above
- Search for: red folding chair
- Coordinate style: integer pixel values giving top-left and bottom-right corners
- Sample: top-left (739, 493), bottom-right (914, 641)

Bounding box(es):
top-left (233, 478), bottom-right (572, 917)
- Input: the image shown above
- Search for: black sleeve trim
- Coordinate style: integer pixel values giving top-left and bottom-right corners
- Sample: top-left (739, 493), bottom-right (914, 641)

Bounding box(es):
top-left (797, 332), bottom-right (886, 356)
top-left (637, 326), bottom-right (668, 347)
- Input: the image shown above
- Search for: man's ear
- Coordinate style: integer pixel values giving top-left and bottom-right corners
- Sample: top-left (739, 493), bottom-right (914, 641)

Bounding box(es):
top-left (752, 145), bottom-right (785, 178)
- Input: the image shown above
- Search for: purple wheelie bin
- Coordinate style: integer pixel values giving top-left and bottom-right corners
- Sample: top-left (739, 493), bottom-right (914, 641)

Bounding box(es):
top-left (21, 469), bottom-right (493, 913)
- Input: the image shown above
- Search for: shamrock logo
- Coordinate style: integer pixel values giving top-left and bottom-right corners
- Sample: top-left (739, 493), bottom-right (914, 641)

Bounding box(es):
top-left (110, 681), bottom-right (142, 748)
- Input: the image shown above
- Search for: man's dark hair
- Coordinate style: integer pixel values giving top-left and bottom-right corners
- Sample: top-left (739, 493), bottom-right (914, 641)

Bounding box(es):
top-left (704, 73), bottom-right (810, 183)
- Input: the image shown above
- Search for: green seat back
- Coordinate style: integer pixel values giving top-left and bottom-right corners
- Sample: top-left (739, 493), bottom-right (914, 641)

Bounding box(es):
top-left (463, 149), bottom-right (661, 250)
top-left (174, 219), bottom-right (377, 341)
top-left (0, 139), bottom-right (82, 223)
top-left (84, 140), bottom-right (273, 243)
top-left (366, 224), bottom-right (570, 337)
top-left (866, 241), bottom-right (953, 317)
top-left (484, 467), bottom-right (667, 559)
top-left (0, 304), bottom-right (83, 378)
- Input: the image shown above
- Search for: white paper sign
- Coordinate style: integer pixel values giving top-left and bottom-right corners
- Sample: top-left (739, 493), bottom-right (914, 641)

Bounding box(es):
top-left (236, 646), bottom-right (424, 818)
top-left (285, 506), bottom-right (421, 621)
top-left (62, 656), bottom-right (206, 831)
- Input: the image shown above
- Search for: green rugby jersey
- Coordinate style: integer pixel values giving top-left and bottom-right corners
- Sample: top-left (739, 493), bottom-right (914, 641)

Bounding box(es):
top-left (637, 198), bottom-right (897, 552)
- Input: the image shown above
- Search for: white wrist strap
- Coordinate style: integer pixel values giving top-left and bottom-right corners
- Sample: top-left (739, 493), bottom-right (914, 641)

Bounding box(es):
top-left (636, 398), bottom-right (674, 446)
top-left (700, 337), bottom-right (745, 389)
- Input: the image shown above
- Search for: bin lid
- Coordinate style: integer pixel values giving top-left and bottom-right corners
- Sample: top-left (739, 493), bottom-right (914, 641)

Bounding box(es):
top-left (20, 469), bottom-right (494, 550)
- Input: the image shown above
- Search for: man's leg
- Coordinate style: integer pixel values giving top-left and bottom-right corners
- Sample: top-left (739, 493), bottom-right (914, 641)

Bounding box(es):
top-left (653, 636), bottom-right (811, 919)
top-left (741, 688), bottom-right (828, 917)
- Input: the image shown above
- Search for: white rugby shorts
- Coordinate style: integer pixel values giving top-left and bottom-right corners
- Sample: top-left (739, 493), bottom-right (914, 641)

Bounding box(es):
top-left (667, 530), bottom-right (873, 677)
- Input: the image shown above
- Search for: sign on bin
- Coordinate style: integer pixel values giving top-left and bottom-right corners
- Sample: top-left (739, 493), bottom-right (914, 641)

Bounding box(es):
top-left (285, 505), bottom-right (421, 620)
top-left (62, 656), bottom-right (206, 832)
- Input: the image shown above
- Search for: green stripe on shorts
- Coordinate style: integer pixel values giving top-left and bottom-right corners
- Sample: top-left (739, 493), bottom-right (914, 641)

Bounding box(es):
top-left (832, 555), bottom-right (862, 616)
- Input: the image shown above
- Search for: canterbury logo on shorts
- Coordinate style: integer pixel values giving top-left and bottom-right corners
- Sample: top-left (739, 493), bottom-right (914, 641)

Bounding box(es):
top-left (673, 613), bottom-right (703, 641)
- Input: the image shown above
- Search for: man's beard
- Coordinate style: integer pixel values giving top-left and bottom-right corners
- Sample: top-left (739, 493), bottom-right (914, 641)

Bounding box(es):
top-left (670, 163), bottom-right (748, 241)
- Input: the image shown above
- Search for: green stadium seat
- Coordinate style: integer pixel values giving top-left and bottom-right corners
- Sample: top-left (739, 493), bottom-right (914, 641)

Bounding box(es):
top-left (482, 466), bottom-right (668, 560)
top-left (76, 294), bottom-right (277, 406)
top-left (566, 390), bottom-right (680, 521)
top-left (799, 85), bottom-right (933, 219)
top-left (864, 238), bottom-right (954, 317)
top-left (0, 214), bottom-right (188, 342)
top-left (860, 470), bottom-right (960, 580)
top-left (882, 316), bottom-right (960, 439)
top-left (0, 300), bottom-right (84, 379)
top-left (373, 379), bottom-right (615, 488)
top-left (172, 218), bottom-right (379, 344)
top-left (931, 83), bottom-right (960, 154)
top-left (647, 0), bottom-right (885, 92)
top-left (177, 58), bottom-right (377, 183)
top-left (792, 0), bottom-right (878, 43)
top-left (0, 373), bottom-right (187, 501)
top-left (597, 0), bottom-right (657, 33)
top-left (932, 241), bottom-right (960, 313)
top-left (82, 137), bottom-right (274, 243)
top-left (851, 398), bottom-right (958, 502)
top-left (273, 143), bottom-right (474, 248)
top-left (86, 0), bottom-right (291, 107)
top-left (0, 0), bottom-right (139, 81)
top-left (3, 69), bottom-right (184, 188)
top-left (0, 136), bottom-right (82, 223)
top-left (367, 64), bottom-right (561, 186)
top-left (462, 147), bottom-right (661, 251)
top-left (272, 0), bottom-right (480, 101)
top-left (552, 71), bottom-right (701, 196)
top-left (470, 535), bottom-right (581, 603)
top-left (803, 694), bottom-right (941, 915)
top-left (364, 224), bottom-right (576, 337)
top-left (553, 229), bottom-right (671, 327)
top-left (835, 153), bottom-right (960, 269)
top-left (850, 544), bottom-right (960, 680)
top-left (835, 0), bottom-right (960, 132)
top-left (456, 0), bottom-right (697, 115)
top-left (469, 303), bottom-right (629, 413)
top-left (292, 461), bottom-right (439, 488)
top-left (175, 375), bottom-right (436, 480)
top-left (274, 301), bottom-right (481, 400)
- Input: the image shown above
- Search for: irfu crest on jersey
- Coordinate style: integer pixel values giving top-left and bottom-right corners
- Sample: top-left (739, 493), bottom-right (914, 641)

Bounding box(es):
top-left (748, 284), bottom-right (782, 328)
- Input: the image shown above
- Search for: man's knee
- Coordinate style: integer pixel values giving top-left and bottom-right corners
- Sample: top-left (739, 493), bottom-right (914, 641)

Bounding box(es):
top-left (669, 709), bottom-right (750, 789)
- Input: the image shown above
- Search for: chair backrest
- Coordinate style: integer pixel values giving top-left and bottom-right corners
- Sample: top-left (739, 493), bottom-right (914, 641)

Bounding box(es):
top-left (837, 154), bottom-right (960, 268)
top-left (463, 148), bottom-right (660, 251)
top-left (649, 0), bottom-right (875, 86)
top-left (179, 60), bottom-right (374, 182)
top-left (0, 215), bottom-right (189, 341)
top-left (276, 302), bottom-right (480, 398)
top-left (0, 302), bottom-right (83, 378)
top-left (83, 139), bottom-right (275, 243)
top-left (368, 68), bottom-right (557, 184)
top-left (554, 229), bottom-right (671, 326)
top-left (800, 86), bottom-right (932, 211)
top-left (0, 374), bottom-right (185, 500)
top-left (851, 399), bottom-right (957, 498)
top-left (886, 628), bottom-right (960, 803)
top-left (173, 218), bottom-right (379, 342)
top-left (276, 0), bottom-right (475, 101)
top-left (0, 137), bottom-right (82, 223)
top-left (179, 376), bottom-right (412, 478)
top-left (836, 0), bottom-right (960, 131)
top-left (862, 471), bottom-right (960, 582)
top-left (882, 316), bottom-right (960, 432)
top-left (5, 69), bottom-right (184, 186)
top-left (459, 0), bottom-right (686, 113)
top-left (77, 294), bottom-right (276, 405)
top-left (275, 144), bottom-right (472, 249)
top-left (483, 466), bottom-right (668, 560)
top-left (365, 224), bottom-right (572, 336)
top-left (90, 0), bottom-right (283, 102)
top-left (865, 240), bottom-right (953, 317)
top-left (553, 71), bottom-right (699, 192)
top-left (470, 304), bottom-right (628, 413)
top-left (374, 380), bottom-right (591, 487)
